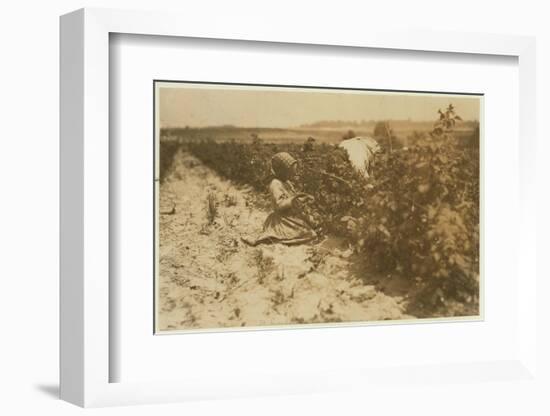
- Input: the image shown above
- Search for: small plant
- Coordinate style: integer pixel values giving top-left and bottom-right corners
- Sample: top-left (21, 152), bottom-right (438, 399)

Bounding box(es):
top-left (342, 129), bottom-right (356, 140)
top-left (373, 121), bottom-right (397, 153)
top-left (205, 192), bottom-right (218, 224)
top-left (432, 104), bottom-right (463, 137)
top-left (223, 193), bottom-right (238, 207)
top-left (252, 249), bottom-right (275, 284)
top-left (302, 136), bottom-right (316, 152)
top-left (307, 247), bottom-right (326, 271)
top-left (275, 265), bottom-right (285, 281)
top-left (271, 289), bottom-right (286, 308)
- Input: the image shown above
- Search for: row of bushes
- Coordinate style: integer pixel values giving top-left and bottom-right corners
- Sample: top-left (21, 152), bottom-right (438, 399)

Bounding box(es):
top-left (159, 140), bottom-right (181, 183)
top-left (358, 132), bottom-right (479, 311)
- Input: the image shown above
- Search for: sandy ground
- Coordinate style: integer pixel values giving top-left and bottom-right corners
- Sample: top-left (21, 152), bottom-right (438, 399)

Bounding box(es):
top-left (157, 151), bottom-right (412, 332)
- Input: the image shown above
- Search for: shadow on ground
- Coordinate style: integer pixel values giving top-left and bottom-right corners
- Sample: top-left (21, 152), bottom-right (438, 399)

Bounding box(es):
top-left (35, 384), bottom-right (59, 399)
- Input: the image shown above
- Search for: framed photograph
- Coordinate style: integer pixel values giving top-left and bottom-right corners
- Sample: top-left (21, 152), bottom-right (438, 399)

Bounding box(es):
top-left (60, 8), bottom-right (539, 408)
top-left (154, 81), bottom-right (483, 334)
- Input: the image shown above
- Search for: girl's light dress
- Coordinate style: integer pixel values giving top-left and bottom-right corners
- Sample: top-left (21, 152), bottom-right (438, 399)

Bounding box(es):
top-left (250, 179), bottom-right (317, 245)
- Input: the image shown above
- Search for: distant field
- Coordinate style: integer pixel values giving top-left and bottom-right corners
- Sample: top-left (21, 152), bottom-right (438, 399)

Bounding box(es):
top-left (161, 126), bottom-right (350, 144)
top-left (160, 122), bottom-right (477, 146)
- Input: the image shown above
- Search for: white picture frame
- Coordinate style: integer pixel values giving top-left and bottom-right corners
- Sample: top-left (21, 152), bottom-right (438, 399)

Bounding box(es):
top-left (60, 7), bottom-right (539, 408)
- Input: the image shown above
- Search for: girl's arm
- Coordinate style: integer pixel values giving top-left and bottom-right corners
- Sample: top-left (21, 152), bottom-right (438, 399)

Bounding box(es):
top-left (270, 180), bottom-right (294, 211)
top-left (294, 192), bottom-right (314, 202)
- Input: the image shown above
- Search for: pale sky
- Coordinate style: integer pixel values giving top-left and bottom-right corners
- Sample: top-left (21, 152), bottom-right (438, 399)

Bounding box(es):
top-left (157, 82), bottom-right (481, 128)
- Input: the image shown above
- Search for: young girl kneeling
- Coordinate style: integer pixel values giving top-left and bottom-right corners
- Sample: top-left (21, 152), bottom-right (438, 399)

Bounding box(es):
top-left (242, 152), bottom-right (317, 246)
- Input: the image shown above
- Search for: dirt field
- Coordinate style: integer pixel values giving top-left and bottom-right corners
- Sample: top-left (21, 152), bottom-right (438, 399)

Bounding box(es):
top-left (157, 151), bottom-right (413, 332)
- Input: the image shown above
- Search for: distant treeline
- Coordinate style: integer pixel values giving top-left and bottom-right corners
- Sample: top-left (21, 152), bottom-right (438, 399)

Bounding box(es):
top-left (300, 119), bottom-right (479, 130)
top-left (160, 119), bottom-right (478, 146)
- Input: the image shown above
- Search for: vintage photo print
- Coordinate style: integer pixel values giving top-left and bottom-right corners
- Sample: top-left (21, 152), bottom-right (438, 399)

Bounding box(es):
top-left (155, 81), bottom-right (482, 333)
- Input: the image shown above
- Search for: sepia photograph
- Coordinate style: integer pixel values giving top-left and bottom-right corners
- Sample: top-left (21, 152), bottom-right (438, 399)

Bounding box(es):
top-left (155, 81), bottom-right (482, 333)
